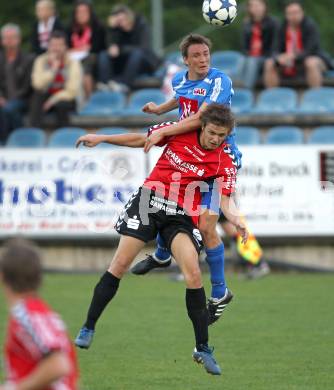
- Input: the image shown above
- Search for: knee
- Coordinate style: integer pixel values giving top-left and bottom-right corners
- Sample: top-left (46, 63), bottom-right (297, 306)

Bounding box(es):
top-left (264, 58), bottom-right (276, 71)
top-left (128, 48), bottom-right (144, 61)
top-left (198, 216), bottom-right (219, 246)
top-left (304, 56), bottom-right (320, 70)
top-left (183, 265), bottom-right (202, 288)
top-left (108, 253), bottom-right (132, 277)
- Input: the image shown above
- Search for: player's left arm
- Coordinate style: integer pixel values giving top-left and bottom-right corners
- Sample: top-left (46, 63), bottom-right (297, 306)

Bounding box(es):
top-left (76, 132), bottom-right (146, 148)
top-left (0, 351), bottom-right (70, 390)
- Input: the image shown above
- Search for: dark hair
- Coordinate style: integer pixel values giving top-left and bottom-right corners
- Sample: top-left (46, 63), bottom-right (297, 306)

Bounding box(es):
top-left (179, 34), bottom-right (212, 58)
top-left (49, 30), bottom-right (67, 42)
top-left (111, 4), bottom-right (134, 17)
top-left (71, 0), bottom-right (100, 31)
top-left (200, 103), bottom-right (235, 133)
top-left (0, 238), bottom-right (42, 293)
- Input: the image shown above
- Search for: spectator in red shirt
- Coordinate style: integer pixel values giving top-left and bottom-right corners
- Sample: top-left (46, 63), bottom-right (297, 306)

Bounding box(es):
top-left (0, 238), bottom-right (79, 390)
top-left (263, 0), bottom-right (332, 88)
top-left (67, 0), bottom-right (105, 99)
top-left (29, 30), bottom-right (82, 128)
top-left (241, 0), bottom-right (278, 88)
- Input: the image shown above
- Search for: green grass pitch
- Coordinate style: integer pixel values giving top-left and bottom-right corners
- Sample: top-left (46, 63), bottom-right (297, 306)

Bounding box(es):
top-left (1, 272), bottom-right (334, 390)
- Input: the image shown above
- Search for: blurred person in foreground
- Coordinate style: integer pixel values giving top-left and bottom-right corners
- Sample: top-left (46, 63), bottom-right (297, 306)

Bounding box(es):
top-left (29, 30), bottom-right (82, 128)
top-left (97, 4), bottom-right (161, 92)
top-left (241, 0), bottom-right (278, 88)
top-left (74, 104), bottom-right (248, 375)
top-left (67, 0), bottom-right (105, 99)
top-left (263, 0), bottom-right (333, 88)
top-left (31, 0), bottom-right (64, 55)
top-left (0, 24), bottom-right (34, 144)
top-left (0, 238), bottom-right (78, 390)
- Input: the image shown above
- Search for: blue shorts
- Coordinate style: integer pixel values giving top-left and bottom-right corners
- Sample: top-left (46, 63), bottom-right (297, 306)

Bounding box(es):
top-left (200, 180), bottom-right (221, 215)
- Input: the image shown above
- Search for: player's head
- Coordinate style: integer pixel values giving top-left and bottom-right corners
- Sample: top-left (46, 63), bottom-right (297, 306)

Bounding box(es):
top-left (36, 0), bottom-right (56, 21)
top-left (1, 24), bottom-right (21, 50)
top-left (0, 238), bottom-right (42, 294)
top-left (285, 0), bottom-right (304, 26)
top-left (246, 0), bottom-right (268, 22)
top-left (48, 30), bottom-right (68, 58)
top-left (179, 34), bottom-right (212, 78)
top-left (199, 104), bottom-right (235, 150)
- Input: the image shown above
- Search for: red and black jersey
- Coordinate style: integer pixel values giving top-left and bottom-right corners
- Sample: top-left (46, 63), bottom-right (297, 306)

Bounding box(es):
top-left (4, 296), bottom-right (78, 390)
top-left (144, 122), bottom-right (237, 224)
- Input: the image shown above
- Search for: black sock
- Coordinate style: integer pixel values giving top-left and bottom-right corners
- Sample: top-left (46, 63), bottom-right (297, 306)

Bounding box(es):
top-left (84, 271), bottom-right (120, 330)
top-left (186, 287), bottom-right (208, 350)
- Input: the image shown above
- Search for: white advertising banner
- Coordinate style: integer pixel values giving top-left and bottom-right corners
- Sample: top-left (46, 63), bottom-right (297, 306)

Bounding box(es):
top-left (238, 146), bottom-right (334, 236)
top-left (149, 145), bottom-right (334, 236)
top-left (0, 149), bottom-right (146, 238)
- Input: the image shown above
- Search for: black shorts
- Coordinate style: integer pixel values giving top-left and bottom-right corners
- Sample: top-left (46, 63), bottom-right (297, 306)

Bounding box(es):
top-left (115, 187), bottom-right (203, 254)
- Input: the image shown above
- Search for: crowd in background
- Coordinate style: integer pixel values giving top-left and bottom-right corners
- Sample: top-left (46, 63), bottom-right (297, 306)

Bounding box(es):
top-left (0, 0), bottom-right (332, 144)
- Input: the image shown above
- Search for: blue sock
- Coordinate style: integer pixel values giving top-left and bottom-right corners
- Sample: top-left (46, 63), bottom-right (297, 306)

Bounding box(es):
top-left (154, 233), bottom-right (172, 262)
top-left (205, 243), bottom-right (226, 299)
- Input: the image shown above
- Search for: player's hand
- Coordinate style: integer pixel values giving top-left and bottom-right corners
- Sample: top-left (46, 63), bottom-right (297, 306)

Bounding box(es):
top-left (76, 134), bottom-right (102, 148)
top-left (0, 96), bottom-right (7, 107)
top-left (144, 129), bottom-right (164, 153)
top-left (108, 44), bottom-right (120, 58)
top-left (142, 102), bottom-right (159, 114)
top-left (236, 219), bottom-right (249, 244)
top-left (42, 98), bottom-right (54, 112)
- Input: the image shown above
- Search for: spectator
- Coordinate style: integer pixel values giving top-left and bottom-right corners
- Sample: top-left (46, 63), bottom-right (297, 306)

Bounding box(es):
top-left (30, 30), bottom-right (82, 128)
top-left (0, 238), bottom-right (78, 390)
top-left (263, 0), bottom-right (332, 88)
top-left (31, 0), bottom-right (64, 55)
top-left (241, 0), bottom-right (278, 88)
top-left (67, 0), bottom-right (105, 99)
top-left (0, 24), bottom-right (34, 144)
top-left (97, 4), bottom-right (161, 91)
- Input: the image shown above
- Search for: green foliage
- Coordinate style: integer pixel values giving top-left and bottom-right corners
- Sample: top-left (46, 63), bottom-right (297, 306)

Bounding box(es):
top-left (0, 0), bottom-right (333, 54)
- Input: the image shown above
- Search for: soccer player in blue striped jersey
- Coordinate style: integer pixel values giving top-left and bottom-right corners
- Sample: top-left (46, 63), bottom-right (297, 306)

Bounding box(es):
top-left (131, 34), bottom-right (241, 325)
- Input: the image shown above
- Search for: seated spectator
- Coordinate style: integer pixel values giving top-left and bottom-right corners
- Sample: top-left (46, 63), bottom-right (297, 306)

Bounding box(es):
top-left (263, 0), bottom-right (333, 88)
top-left (31, 0), bottom-right (64, 55)
top-left (30, 30), bottom-right (82, 128)
top-left (241, 0), bottom-right (278, 88)
top-left (0, 24), bottom-right (34, 144)
top-left (67, 0), bottom-right (105, 99)
top-left (97, 4), bottom-right (161, 92)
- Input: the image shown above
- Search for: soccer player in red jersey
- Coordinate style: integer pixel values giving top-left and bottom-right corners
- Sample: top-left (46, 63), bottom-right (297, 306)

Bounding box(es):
top-left (0, 239), bottom-right (79, 390)
top-left (74, 104), bottom-right (248, 375)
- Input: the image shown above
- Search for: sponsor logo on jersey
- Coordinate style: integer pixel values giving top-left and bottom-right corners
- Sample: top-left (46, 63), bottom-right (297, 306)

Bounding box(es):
top-left (179, 97), bottom-right (198, 120)
top-left (193, 88), bottom-right (206, 96)
top-left (165, 148), bottom-right (204, 175)
top-left (127, 216), bottom-right (140, 230)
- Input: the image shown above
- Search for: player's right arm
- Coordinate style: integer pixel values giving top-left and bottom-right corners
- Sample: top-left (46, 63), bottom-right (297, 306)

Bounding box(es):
top-left (220, 195), bottom-right (248, 244)
top-left (76, 132), bottom-right (146, 148)
top-left (1, 351), bottom-right (71, 390)
top-left (142, 97), bottom-right (178, 115)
